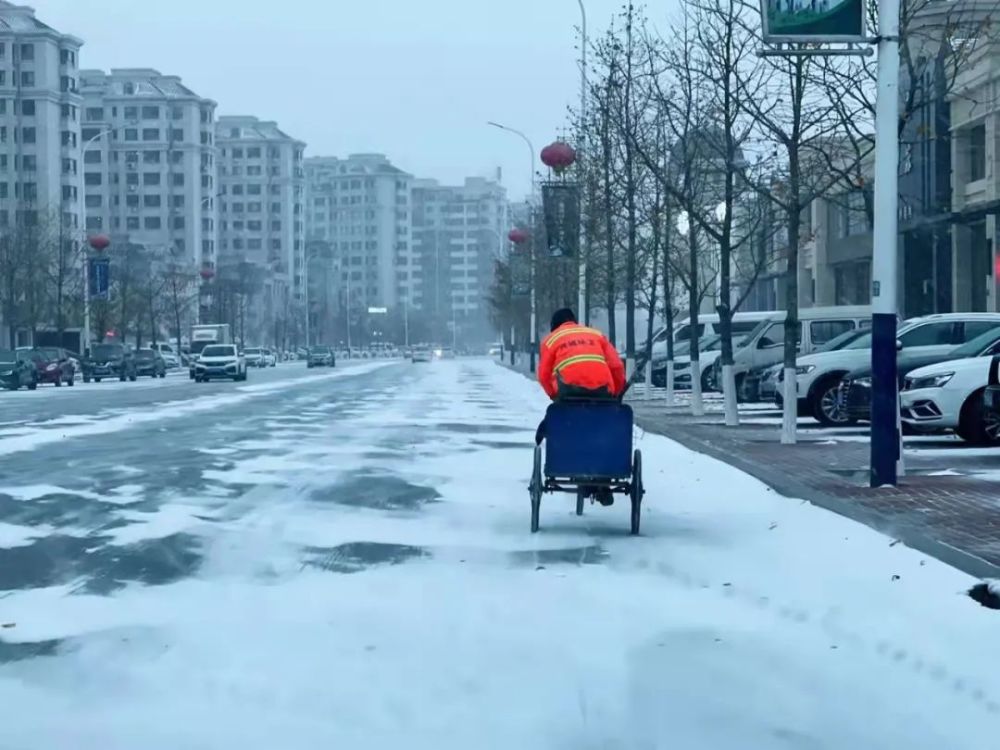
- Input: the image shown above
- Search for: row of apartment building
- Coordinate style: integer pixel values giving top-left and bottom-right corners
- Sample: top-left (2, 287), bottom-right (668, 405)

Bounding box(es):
top-left (0, 1), bottom-right (506, 348)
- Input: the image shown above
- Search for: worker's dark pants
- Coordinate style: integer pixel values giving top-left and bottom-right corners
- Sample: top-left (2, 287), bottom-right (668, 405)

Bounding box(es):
top-left (535, 383), bottom-right (614, 445)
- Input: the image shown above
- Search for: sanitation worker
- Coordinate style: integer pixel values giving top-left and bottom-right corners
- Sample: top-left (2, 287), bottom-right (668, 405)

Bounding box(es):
top-left (534, 308), bottom-right (626, 505)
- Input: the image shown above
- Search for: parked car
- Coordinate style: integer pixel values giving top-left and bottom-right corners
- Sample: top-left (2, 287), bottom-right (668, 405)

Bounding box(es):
top-left (307, 345), bottom-right (335, 368)
top-left (652, 334), bottom-right (753, 391)
top-left (151, 342), bottom-right (181, 369)
top-left (244, 347), bottom-right (266, 368)
top-left (83, 342), bottom-right (138, 383)
top-left (743, 327), bottom-right (874, 402)
top-left (0, 350), bottom-right (37, 390)
top-left (135, 348), bottom-right (167, 378)
top-left (775, 313), bottom-right (1000, 426)
top-left (28, 347), bottom-right (76, 387)
top-left (840, 325), bottom-right (1000, 424)
top-left (193, 344), bottom-right (247, 382)
top-left (412, 345), bottom-right (433, 363)
top-left (261, 348), bottom-right (277, 367)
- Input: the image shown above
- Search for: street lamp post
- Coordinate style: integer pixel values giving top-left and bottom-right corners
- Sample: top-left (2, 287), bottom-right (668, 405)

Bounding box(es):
top-left (78, 126), bottom-right (115, 354)
top-left (576, 0), bottom-right (588, 324)
top-left (488, 120), bottom-right (538, 372)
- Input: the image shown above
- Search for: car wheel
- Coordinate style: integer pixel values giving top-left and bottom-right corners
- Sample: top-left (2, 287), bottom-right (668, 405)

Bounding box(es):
top-left (957, 388), bottom-right (998, 445)
top-left (159, 371), bottom-right (166, 378)
top-left (83, 376), bottom-right (90, 383)
top-left (129, 372), bottom-right (137, 382)
top-left (54, 376), bottom-right (61, 387)
top-left (94, 377), bottom-right (102, 383)
top-left (28, 379), bottom-right (37, 391)
top-left (811, 375), bottom-right (855, 427)
top-left (68, 377), bottom-right (75, 387)
top-left (119, 374), bottom-right (126, 382)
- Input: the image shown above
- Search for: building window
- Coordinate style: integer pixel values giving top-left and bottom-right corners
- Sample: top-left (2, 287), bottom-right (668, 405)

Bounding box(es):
top-left (172, 150), bottom-right (184, 164)
top-left (86, 216), bottom-right (103, 230)
top-left (232, 147), bottom-right (244, 159)
top-left (144, 216), bottom-right (161, 230)
top-left (127, 216), bottom-right (140, 230)
top-left (169, 128), bottom-right (183, 141)
top-left (271, 238), bottom-right (282, 250)
top-left (173, 173), bottom-right (185, 186)
top-left (60, 49), bottom-right (75, 66)
top-left (142, 128), bottom-right (159, 141)
top-left (143, 150), bottom-right (161, 164)
top-left (62, 157), bottom-right (77, 174)
top-left (232, 185), bottom-right (244, 195)
top-left (248, 220), bottom-right (262, 231)
top-left (124, 128), bottom-right (138, 141)
top-left (20, 99), bottom-right (34, 116)
top-left (60, 76), bottom-right (76, 93)
top-left (172, 195), bottom-right (184, 208)
top-left (968, 124), bottom-right (987, 182)
top-left (22, 155), bottom-right (36, 171)
top-left (170, 106), bottom-right (184, 120)
top-left (84, 172), bottom-right (102, 186)
top-left (141, 105), bottom-right (160, 119)
top-left (247, 184), bottom-right (261, 195)
top-left (20, 43), bottom-right (34, 60)
top-left (84, 150), bottom-right (101, 164)
top-left (126, 194), bottom-right (139, 207)
top-left (247, 166), bottom-right (262, 176)
top-left (143, 172), bottom-right (161, 186)
top-left (61, 130), bottom-right (76, 147)
top-left (247, 147), bottom-right (261, 159)
top-left (248, 238), bottom-right (262, 250)
top-left (173, 216), bottom-right (185, 230)
top-left (85, 107), bottom-right (104, 121)
top-left (248, 202), bottom-right (262, 213)
top-left (61, 104), bottom-right (77, 120)
top-left (85, 194), bottom-right (102, 208)
top-left (20, 71), bottom-right (34, 87)
top-left (126, 172), bottom-right (139, 186)
top-left (143, 194), bottom-right (161, 208)
top-left (124, 106), bottom-right (138, 120)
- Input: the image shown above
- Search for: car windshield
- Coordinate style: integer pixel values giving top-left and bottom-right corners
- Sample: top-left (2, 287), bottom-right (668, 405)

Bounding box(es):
top-left (92, 344), bottom-right (123, 358)
top-left (702, 335), bottom-right (749, 352)
top-left (310, 346), bottom-right (330, 353)
top-left (136, 349), bottom-right (155, 360)
top-left (37, 348), bottom-right (61, 360)
top-left (201, 345), bottom-right (235, 357)
top-left (815, 327), bottom-right (868, 352)
top-left (948, 326), bottom-right (1000, 358)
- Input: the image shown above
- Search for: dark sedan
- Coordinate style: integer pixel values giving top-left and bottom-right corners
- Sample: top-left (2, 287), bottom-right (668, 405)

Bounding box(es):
top-left (306, 345), bottom-right (335, 368)
top-left (135, 348), bottom-right (167, 378)
top-left (0, 350), bottom-right (37, 390)
top-left (83, 342), bottom-right (138, 383)
top-left (841, 326), bottom-right (1000, 422)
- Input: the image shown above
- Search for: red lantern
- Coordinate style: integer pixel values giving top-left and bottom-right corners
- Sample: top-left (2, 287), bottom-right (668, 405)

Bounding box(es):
top-left (88, 234), bottom-right (110, 252)
top-left (508, 228), bottom-right (529, 245)
top-left (199, 267), bottom-right (215, 281)
top-left (540, 141), bottom-right (577, 174)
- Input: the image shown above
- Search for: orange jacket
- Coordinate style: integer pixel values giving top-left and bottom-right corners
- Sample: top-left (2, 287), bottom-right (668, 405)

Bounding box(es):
top-left (538, 322), bottom-right (627, 400)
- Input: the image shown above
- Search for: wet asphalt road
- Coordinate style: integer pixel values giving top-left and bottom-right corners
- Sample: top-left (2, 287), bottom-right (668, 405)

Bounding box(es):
top-left (0, 359), bottom-right (430, 611)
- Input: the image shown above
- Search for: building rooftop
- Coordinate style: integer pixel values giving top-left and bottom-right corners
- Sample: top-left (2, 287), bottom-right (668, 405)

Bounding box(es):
top-left (0, 1), bottom-right (52, 32)
top-left (217, 115), bottom-right (303, 145)
top-left (79, 68), bottom-right (210, 102)
top-left (305, 153), bottom-right (410, 177)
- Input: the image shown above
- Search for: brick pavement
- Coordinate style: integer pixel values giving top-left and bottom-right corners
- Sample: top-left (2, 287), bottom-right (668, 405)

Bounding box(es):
top-left (631, 400), bottom-right (1000, 579)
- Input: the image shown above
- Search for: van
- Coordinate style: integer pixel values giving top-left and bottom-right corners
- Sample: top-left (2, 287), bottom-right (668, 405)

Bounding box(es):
top-left (150, 342), bottom-right (180, 368)
top-left (719, 305), bottom-right (873, 387)
top-left (649, 311), bottom-right (778, 362)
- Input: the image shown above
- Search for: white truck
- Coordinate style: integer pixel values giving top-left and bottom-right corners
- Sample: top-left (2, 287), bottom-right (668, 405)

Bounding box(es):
top-left (188, 324), bottom-right (232, 379)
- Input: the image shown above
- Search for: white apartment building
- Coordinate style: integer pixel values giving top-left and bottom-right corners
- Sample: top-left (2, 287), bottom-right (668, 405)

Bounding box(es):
top-left (216, 115), bottom-right (305, 344)
top-left (0, 1), bottom-right (82, 343)
top-left (78, 68), bottom-right (218, 271)
top-left (411, 176), bottom-right (506, 344)
top-left (305, 153), bottom-right (412, 320)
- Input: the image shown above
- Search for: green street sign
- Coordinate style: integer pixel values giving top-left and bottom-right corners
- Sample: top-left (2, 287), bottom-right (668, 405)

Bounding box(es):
top-left (761, 0), bottom-right (867, 42)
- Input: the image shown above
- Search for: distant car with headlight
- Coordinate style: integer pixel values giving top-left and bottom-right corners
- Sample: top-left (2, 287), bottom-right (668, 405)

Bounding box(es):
top-left (194, 344), bottom-right (247, 382)
top-left (412, 345), bottom-right (433, 363)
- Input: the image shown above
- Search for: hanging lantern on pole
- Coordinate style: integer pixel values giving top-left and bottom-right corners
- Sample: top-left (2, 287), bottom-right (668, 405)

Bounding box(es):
top-left (540, 141), bottom-right (577, 176)
top-left (508, 228), bottom-right (530, 245)
top-left (88, 234), bottom-right (110, 252)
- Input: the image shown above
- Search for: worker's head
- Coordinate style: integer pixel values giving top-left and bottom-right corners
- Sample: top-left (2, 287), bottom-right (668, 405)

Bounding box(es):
top-left (550, 308), bottom-right (577, 331)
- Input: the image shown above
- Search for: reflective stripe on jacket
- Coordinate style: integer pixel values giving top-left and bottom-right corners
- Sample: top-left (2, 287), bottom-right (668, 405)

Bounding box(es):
top-left (537, 323), bottom-right (626, 400)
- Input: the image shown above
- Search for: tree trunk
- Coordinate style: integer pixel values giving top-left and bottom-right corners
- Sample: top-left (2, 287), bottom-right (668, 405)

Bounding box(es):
top-left (688, 223), bottom-right (703, 416)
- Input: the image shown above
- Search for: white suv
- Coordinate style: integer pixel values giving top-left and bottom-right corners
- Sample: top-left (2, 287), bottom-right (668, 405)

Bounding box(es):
top-left (786, 314), bottom-right (1000, 426)
top-left (193, 344), bottom-right (247, 382)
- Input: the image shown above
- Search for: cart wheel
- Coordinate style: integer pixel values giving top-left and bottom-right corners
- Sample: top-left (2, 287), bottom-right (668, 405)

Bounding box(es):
top-left (530, 445), bottom-right (542, 533)
top-left (630, 449), bottom-right (644, 535)
top-left (575, 489), bottom-right (585, 516)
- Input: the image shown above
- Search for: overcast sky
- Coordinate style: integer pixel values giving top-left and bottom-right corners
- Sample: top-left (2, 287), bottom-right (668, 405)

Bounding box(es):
top-left (34, 0), bottom-right (637, 200)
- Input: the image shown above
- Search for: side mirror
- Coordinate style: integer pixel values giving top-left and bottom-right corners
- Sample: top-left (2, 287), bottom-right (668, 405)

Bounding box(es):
top-left (896, 339), bottom-right (903, 352)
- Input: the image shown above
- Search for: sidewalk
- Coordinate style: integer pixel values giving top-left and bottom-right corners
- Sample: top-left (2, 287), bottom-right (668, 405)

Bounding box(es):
top-left (501, 356), bottom-right (1000, 578)
top-left (631, 398), bottom-right (1000, 579)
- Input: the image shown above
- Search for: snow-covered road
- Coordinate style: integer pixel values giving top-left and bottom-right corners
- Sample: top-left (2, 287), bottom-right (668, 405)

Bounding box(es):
top-left (0, 358), bottom-right (995, 749)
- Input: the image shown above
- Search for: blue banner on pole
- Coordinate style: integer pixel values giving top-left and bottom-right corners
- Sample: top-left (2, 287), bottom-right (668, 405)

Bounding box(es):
top-left (89, 257), bottom-right (110, 299)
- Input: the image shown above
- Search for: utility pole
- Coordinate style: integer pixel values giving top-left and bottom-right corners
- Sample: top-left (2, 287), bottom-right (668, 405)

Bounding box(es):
top-left (870, 0), bottom-right (901, 487)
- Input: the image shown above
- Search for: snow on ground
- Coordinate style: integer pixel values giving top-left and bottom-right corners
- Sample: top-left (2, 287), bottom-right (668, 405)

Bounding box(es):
top-left (0, 359), bottom-right (996, 749)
